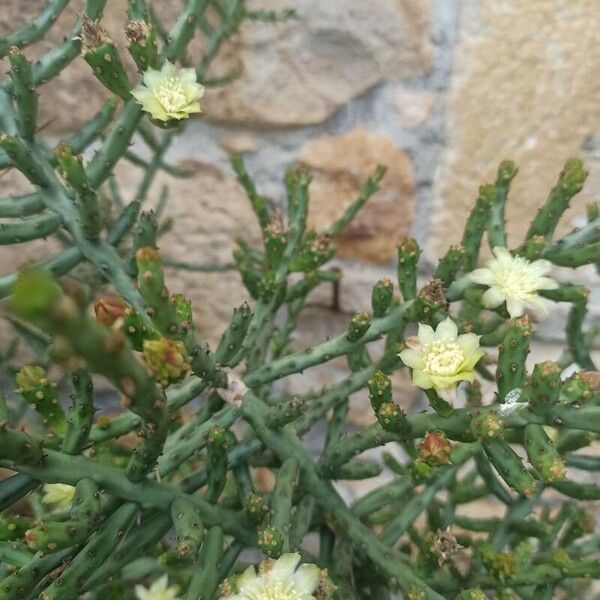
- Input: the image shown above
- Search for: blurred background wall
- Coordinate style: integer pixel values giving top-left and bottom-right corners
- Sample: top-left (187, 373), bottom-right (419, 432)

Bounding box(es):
top-left (2, 0), bottom-right (600, 401)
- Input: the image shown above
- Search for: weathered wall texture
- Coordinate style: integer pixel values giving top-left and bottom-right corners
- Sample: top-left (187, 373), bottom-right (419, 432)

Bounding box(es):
top-left (2, 0), bottom-right (600, 367)
top-left (431, 0), bottom-right (600, 253)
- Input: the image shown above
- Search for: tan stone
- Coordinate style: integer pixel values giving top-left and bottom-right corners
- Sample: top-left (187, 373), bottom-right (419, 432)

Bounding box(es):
top-left (430, 0), bottom-right (600, 258)
top-left (219, 133), bottom-right (261, 154)
top-left (394, 88), bottom-right (438, 129)
top-left (202, 0), bottom-right (432, 126)
top-left (298, 128), bottom-right (416, 264)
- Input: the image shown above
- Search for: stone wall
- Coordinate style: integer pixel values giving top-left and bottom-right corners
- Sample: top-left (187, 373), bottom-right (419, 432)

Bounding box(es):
top-left (2, 0), bottom-right (600, 370)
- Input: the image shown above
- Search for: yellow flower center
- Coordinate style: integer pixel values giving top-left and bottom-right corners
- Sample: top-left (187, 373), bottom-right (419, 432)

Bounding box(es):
top-left (422, 341), bottom-right (464, 376)
top-left (242, 581), bottom-right (306, 600)
top-left (492, 258), bottom-right (536, 298)
top-left (155, 75), bottom-right (188, 113)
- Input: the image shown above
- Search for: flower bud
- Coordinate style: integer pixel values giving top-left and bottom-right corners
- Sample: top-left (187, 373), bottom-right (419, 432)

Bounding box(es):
top-left (94, 296), bottom-right (128, 327)
top-left (367, 370), bottom-right (392, 413)
top-left (257, 525), bottom-right (284, 558)
top-left (142, 338), bottom-right (190, 387)
top-left (418, 431), bottom-right (452, 466)
top-left (244, 493), bottom-right (269, 524)
top-left (376, 401), bottom-right (408, 435)
top-left (371, 277), bottom-right (394, 317)
top-left (347, 312), bottom-right (371, 342)
top-left (470, 410), bottom-right (503, 440)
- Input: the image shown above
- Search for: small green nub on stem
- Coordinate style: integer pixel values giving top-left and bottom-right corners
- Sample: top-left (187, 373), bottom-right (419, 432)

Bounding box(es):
top-left (397, 237), bottom-right (421, 301)
top-left (524, 423), bottom-right (566, 483)
top-left (368, 370), bottom-right (392, 413)
top-left (347, 312), bottom-right (371, 342)
top-left (496, 316), bottom-right (533, 402)
top-left (526, 361), bottom-right (561, 415)
top-left (371, 277), bottom-right (394, 317)
top-left (16, 365), bottom-right (66, 432)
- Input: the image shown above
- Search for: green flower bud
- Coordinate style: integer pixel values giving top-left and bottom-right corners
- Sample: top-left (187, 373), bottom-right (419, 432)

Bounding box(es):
top-left (347, 312), bottom-right (371, 342)
top-left (376, 401), bottom-right (408, 435)
top-left (257, 525), bottom-right (284, 558)
top-left (371, 277), bottom-right (394, 317)
top-left (244, 493), bottom-right (269, 524)
top-left (470, 410), bottom-right (503, 440)
top-left (367, 370), bottom-right (392, 413)
top-left (142, 337), bottom-right (190, 387)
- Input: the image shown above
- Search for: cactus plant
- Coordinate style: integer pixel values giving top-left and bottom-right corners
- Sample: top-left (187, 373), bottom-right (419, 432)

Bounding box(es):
top-left (0, 2), bottom-right (599, 600)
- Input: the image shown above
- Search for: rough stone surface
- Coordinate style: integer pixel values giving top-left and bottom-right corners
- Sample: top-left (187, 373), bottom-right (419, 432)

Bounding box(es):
top-left (429, 0), bottom-right (600, 257)
top-left (218, 133), bottom-right (261, 154)
top-left (203, 0), bottom-right (432, 126)
top-left (299, 128), bottom-right (416, 264)
top-left (394, 87), bottom-right (438, 129)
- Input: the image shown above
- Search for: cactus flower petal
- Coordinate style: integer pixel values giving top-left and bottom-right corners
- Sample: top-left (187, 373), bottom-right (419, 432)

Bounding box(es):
top-left (132, 60), bottom-right (204, 122)
top-left (179, 67), bottom-right (199, 84)
top-left (412, 369), bottom-right (434, 390)
top-left (468, 247), bottom-right (559, 318)
top-left (481, 287), bottom-right (505, 308)
top-left (469, 268), bottom-right (496, 286)
top-left (135, 575), bottom-right (180, 600)
top-left (219, 552), bottom-right (321, 599)
top-left (457, 333), bottom-right (483, 363)
top-left (400, 317), bottom-right (484, 392)
top-left (293, 564), bottom-right (321, 593)
top-left (436, 317), bottom-right (458, 341)
top-left (398, 348), bottom-right (424, 369)
top-left (506, 298), bottom-right (525, 320)
top-left (417, 323), bottom-right (435, 345)
top-left (42, 483), bottom-right (76, 509)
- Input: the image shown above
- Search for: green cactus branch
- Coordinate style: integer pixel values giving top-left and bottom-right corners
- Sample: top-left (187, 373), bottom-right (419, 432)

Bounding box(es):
top-left (4, 448), bottom-right (255, 544)
top-left (487, 160), bottom-right (518, 249)
top-left (2, 0), bottom-right (109, 95)
top-left (523, 158), bottom-right (588, 248)
top-left (0, 0), bottom-right (70, 58)
top-left (241, 393), bottom-right (446, 600)
top-left (245, 301), bottom-right (411, 387)
top-left (0, 212), bottom-right (63, 245)
top-left (0, 3), bottom-right (599, 598)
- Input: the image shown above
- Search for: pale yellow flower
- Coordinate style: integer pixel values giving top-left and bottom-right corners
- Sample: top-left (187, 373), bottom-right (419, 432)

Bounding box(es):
top-left (468, 247), bottom-right (558, 318)
top-left (42, 483), bottom-right (75, 509)
top-left (131, 61), bottom-right (204, 122)
top-left (399, 317), bottom-right (484, 392)
top-left (219, 553), bottom-right (321, 600)
top-left (135, 575), bottom-right (180, 600)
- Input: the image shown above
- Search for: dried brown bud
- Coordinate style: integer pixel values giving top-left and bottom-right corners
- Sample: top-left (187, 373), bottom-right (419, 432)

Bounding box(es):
top-left (77, 16), bottom-right (110, 52)
top-left (94, 296), bottom-right (128, 327)
top-left (418, 431), bottom-right (452, 466)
